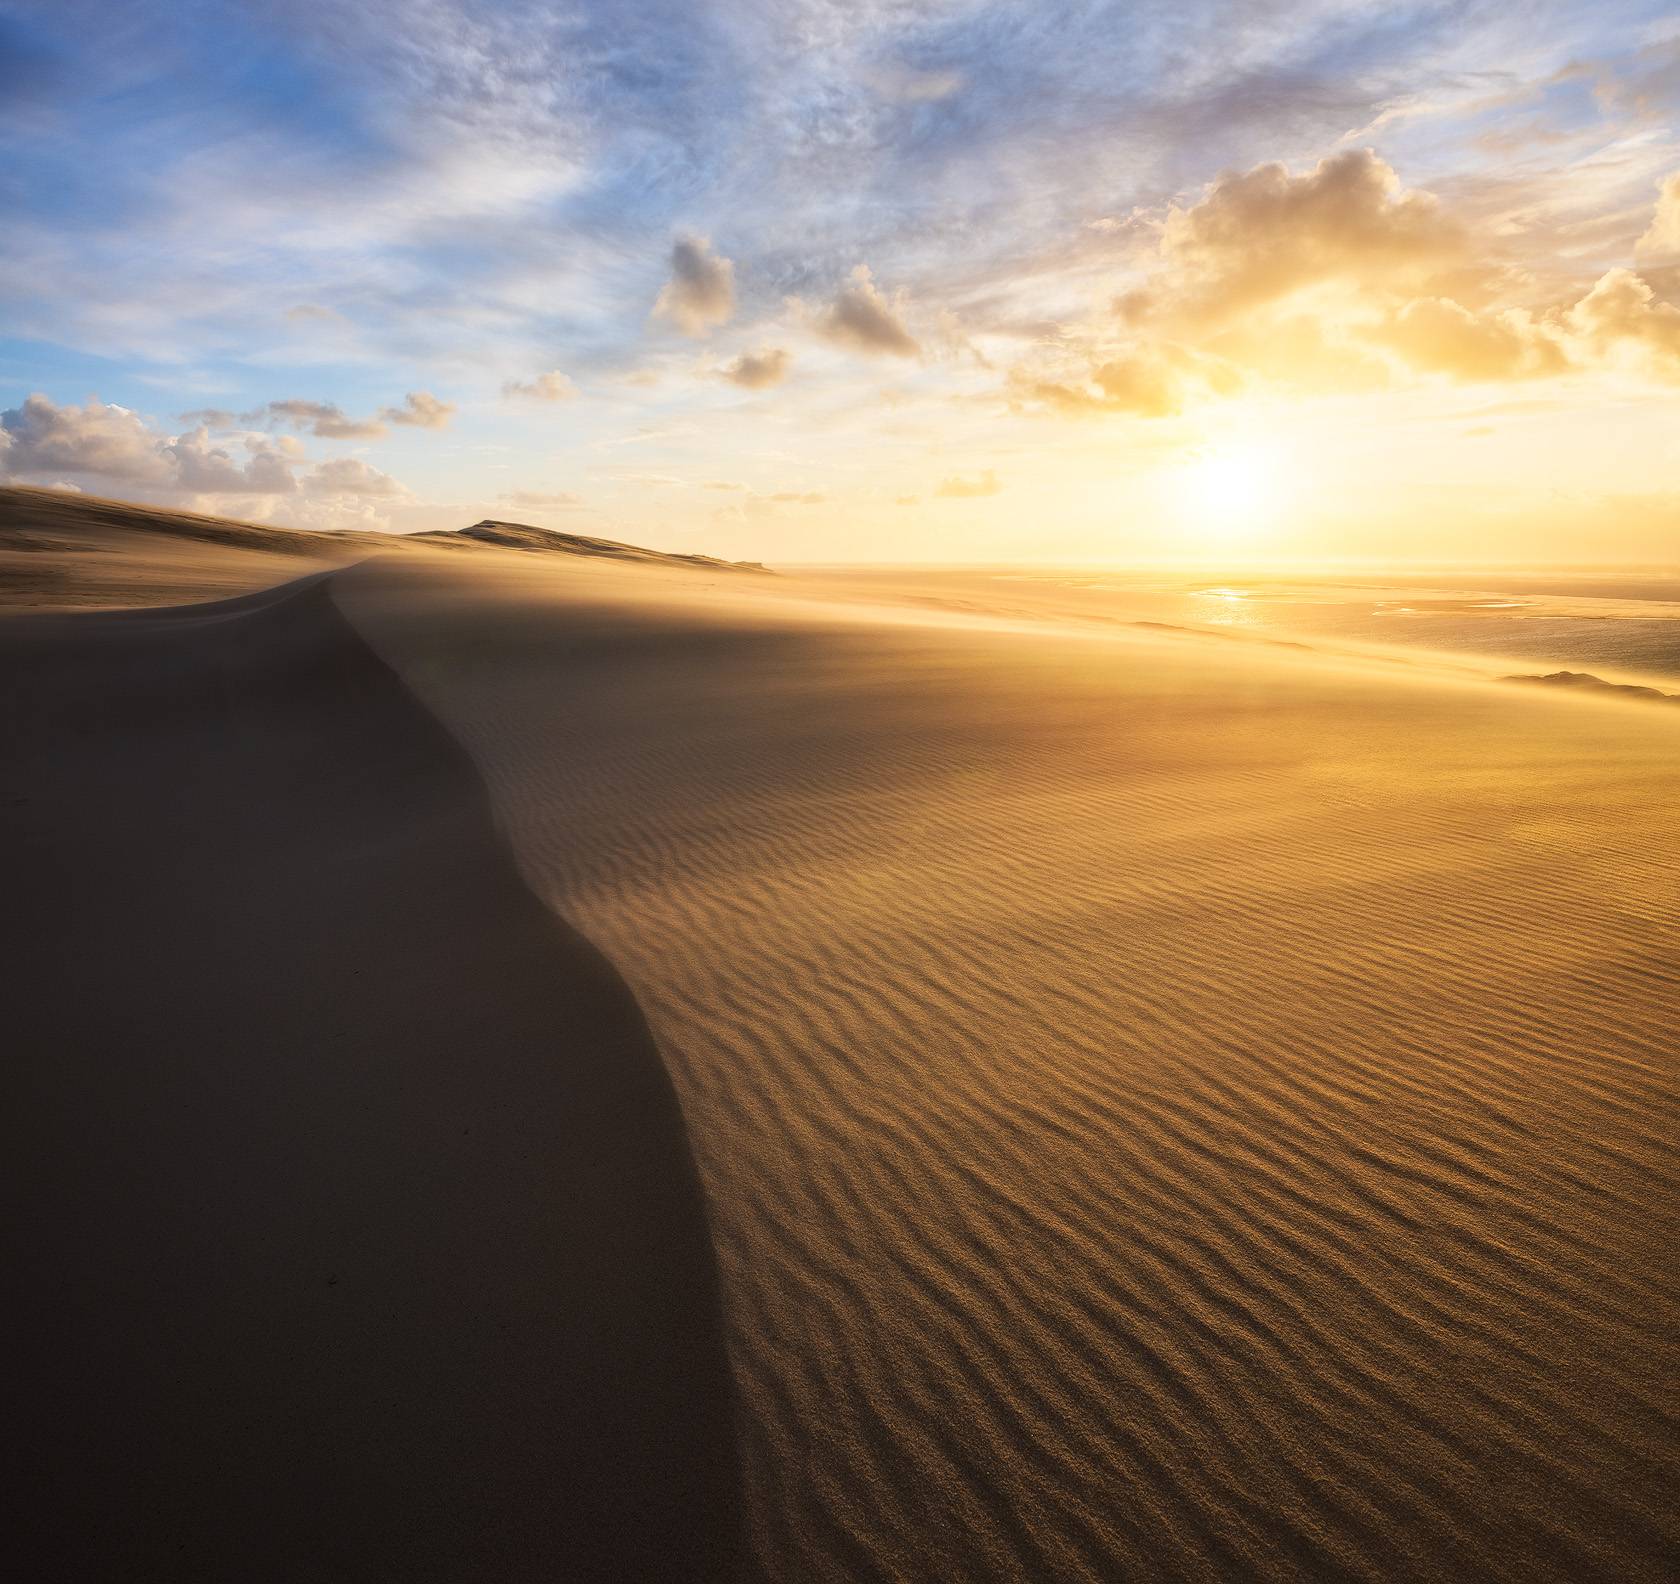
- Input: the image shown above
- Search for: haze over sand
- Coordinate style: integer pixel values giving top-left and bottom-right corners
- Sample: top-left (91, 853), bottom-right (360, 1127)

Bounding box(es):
top-left (5, 499), bottom-right (1677, 1581)
top-left (336, 551), bottom-right (1680, 1581)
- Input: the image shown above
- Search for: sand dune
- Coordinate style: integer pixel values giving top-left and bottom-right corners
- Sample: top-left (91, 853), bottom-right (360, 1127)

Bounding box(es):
top-left (3, 570), bottom-right (737, 1580)
top-left (6, 506), bottom-right (1677, 1581)
top-left (1508, 669), bottom-right (1680, 705)
top-left (340, 555), bottom-right (1680, 1583)
top-left (0, 485), bottom-right (761, 610)
top-left (412, 517), bottom-right (770, 572)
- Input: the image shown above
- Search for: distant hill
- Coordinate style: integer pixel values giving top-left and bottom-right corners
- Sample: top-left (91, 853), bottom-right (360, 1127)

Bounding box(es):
top-left (1505, 669), bottom-right (1680, 706)
top-left (413, 518), bottom-right (767, 572)
top-left (0, 486), bottom-right (768, 607)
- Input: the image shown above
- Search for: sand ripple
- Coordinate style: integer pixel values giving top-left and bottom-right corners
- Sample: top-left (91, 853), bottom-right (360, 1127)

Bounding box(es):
top-left (348, 563), bottom-right (1680, 1583)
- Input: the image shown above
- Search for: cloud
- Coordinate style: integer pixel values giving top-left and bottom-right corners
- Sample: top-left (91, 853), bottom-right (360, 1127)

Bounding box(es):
top-left (264, 399), bottom-right (388, 440)
top-left (1091, 352), bottom-right (1202, 416)
top-left (1017, 151), bottom-right (1680, 413)
top-left (864, 64), bottom-right (964, 104)
top-left (284, 303), bottom-right (341, 323)
top-left (718, 347), bottom-right (791, 388)
top-left (1009, 343), bottom-right (1239, 418)
top-left (1637, 173), bottom-right (1680, 259)
top-left (380, 390), bottom-right (455, 429)
top-left (1373, 297), bottom-right (1567, 381)
top-left (935, 468), bottom-right (1002, 498)
top-left (178, 406), bottom-right (239, 429)
top-left (1123, 150), bottom-right (1462, 331)
top-left (164, 426), bottom-right (297, 494)
top-left (498, 489), bottom-right (583, 507)
top-left (502, 370), bottom-right (577, 401)
top-left (1566, 268), bottom-right (1680, 375)
top-left (0, 394), bottom-right (315, 495)
top-left (307, 457), bottom-right (404, 496)
top-left (770, 490), bottom-right (824, 504)
top-left (0, 393), bottom-right (173, 482)
top-left (894, 494), bottom-right (918, 506)
top-left (653, 234), bottom-right (735, 336)
top-left (820, 266), bottom-right (920, 357)
top-left (248, 392), bottom-right (454, 438)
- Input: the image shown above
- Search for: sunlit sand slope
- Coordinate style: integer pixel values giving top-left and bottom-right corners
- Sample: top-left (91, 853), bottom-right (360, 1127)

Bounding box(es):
top-left (3, 573), bottom-right (738, 1581)
top-left (344, 557), bottom-right (1680, 1584)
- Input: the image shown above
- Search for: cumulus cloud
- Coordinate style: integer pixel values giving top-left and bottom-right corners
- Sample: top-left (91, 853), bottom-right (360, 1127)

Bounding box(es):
top-left (1, 394), bottom-right (174, 482)
top-left (264, 399), bottom-right (388, 440)
top-left (502, 370), bottom-right (577, 401)
top-left (820, 265), bottom-right (920, 357)
top-left (718, 347), bottom-right (791, 388)
top-left (381, 390), bottom-right (455, 428)
top-left (1124, 149), bottom-right (1462, 329)
top-left (935, 468), bottom-right (1002, 498)
top-left (653, 234), bottom-right (736, 336)
top-left (307, 457), bottom-right (404, 496)
top-left (164, 427), bottom-right (297, 494)
top-left (1016, 150), bottom-right (1680, 414)
top-left (1637, 172), bottom-right (1680, 258)
top-left (1373, 297), bottom-right (1567, 381)
top-left (0, 394), bottom-right (375, 497)
top-left (1566, 267), bottom-right (1680, 374)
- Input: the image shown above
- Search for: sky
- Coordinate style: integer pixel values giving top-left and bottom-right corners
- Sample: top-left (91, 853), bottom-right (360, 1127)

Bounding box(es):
top-left (2, 0), bottom-right (1678, 564)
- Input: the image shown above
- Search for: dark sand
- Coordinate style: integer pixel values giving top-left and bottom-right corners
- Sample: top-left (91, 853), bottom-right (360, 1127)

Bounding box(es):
top-left (1, 572), bottom-right (739, 1580)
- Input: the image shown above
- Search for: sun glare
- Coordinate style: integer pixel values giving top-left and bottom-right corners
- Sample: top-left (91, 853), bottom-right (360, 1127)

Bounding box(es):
top-left (1172, 442), bottom-right (1284, 541)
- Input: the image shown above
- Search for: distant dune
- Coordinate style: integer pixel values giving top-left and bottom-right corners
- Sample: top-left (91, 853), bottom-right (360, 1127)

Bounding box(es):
top-left (0, 484), bottom-right (767, 609)
top-left (4, 491), bottom-right (1677, 1582)
top-left (415, 518), bottom-right (769, 573)
top-left (1507, 668), bottom-right (1680, 705)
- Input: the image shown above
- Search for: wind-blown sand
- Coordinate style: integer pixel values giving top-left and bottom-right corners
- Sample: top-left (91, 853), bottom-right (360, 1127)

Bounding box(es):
top-left (5, 499), bottom-right (1678, 1582)
top-left (340, 555), bottom-right (1680, 1583)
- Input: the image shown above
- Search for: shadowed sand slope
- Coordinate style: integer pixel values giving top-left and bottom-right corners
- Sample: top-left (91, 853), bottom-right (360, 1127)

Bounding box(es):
top-left (340, 558), bottom-right (1680, 1584)
top-left (1, 573), bottom-right (739, 1580)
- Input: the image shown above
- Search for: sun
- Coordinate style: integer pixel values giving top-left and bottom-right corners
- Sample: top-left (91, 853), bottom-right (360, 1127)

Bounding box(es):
top-left (1172, 441), bottom-right (1284, 541)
